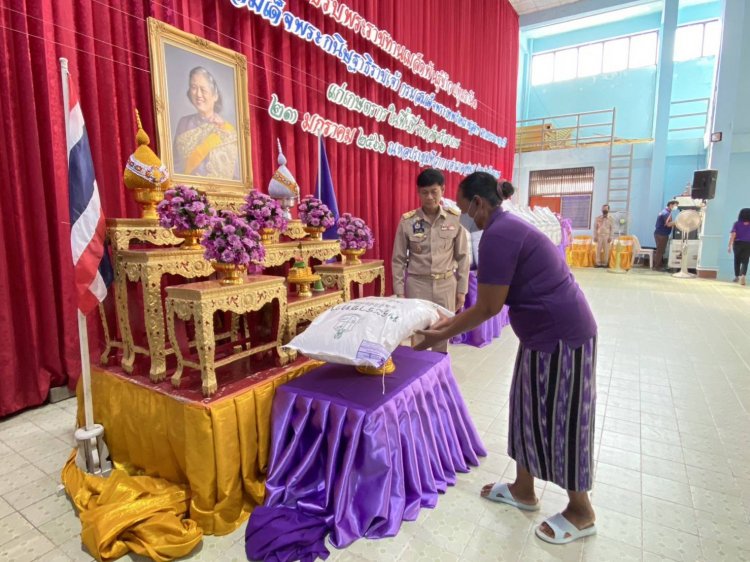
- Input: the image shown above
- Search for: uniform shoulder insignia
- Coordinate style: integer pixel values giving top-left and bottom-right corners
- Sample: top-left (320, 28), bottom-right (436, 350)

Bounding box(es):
top-left (445, 206), bottom-right (461, 216)
top-left (402, 210), bottom-right (417, 219)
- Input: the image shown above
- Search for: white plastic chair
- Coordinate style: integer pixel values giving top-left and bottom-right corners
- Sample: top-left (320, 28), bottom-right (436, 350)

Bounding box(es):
top-left (631, 235), bottom-right (653, 269)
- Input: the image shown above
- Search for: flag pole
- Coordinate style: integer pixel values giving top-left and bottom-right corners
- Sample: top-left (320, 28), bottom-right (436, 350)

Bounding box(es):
top-left (60, 57), bottom-right (95, 432)
top-left (317, 134), bottom-right (322, 200)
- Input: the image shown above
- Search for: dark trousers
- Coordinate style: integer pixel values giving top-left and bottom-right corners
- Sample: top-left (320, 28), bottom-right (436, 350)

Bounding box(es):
top-left (734, 241), bottom-right (750, 277)
top-left (654, 234), bottom-right (669, 269)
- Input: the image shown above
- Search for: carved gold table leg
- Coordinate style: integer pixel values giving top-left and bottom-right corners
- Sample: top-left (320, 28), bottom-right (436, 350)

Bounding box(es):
top-left (342, 277), bottom-right (351, 301)
top-left (278, 320), bottom-right (297, 365)
top-left (193, 303), bottom-right (218, 396)
top-left (98, 303), bottom-right (113, 366)
top-left (230, 312), bottom-right (240, 344)
top-left (142, 270), bottom-right (168, 382)
top-left (378, 271), bottom-right (385, 296)
top-left (116, 259), bottom-right (136, 374)
top-left (166, 299), bottom-right (186, 389)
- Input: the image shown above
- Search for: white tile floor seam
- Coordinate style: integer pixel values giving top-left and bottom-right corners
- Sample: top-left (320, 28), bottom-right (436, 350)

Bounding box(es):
top-left (1, 268), bottom-right (749, 561)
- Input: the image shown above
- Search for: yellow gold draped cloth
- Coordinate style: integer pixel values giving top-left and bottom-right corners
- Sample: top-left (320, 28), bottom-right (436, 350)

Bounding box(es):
top-left (64, 361), bottom-right (319, 559)
top-left (62, 453), bottom-right (202, 561)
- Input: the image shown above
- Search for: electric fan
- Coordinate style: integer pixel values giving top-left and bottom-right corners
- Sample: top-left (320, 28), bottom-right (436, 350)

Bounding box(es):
top-left (607, 211), bottom-right (630, 274)
top-left (672, 210), bottom-right (702, 279)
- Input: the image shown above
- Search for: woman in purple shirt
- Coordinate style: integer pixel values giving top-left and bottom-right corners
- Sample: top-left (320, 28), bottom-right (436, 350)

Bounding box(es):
top-left (729, 208), bottom-right (750, 285)
top-left (417, 172), bottom-right (598, 545)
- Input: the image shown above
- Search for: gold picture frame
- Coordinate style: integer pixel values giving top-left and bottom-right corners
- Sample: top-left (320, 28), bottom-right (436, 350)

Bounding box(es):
top-left (147, 17), bottom-right (252, 194)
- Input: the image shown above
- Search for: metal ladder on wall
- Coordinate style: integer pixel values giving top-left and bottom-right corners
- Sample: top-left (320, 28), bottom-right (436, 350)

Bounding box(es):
top-left (606, 138), bottom-right (633, 225)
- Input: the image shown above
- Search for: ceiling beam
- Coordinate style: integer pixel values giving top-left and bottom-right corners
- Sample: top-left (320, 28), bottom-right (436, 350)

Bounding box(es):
top-left (519, 0), bottom-right (657, 30)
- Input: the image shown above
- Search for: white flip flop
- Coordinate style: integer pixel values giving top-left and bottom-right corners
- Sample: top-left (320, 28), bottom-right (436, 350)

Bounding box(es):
top-left (482, 482), bottom-right (540, 511)
top-left (535, 512), bottom-right (597, 545)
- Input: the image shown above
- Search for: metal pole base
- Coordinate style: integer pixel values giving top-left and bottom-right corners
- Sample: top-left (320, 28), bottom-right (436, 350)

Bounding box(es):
top-left (74, 424), bottom-right (112, 476)
top-left (672, 271), bottom-right (696, 279)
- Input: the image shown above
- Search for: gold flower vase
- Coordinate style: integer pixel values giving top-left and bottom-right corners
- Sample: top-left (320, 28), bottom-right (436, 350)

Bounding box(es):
top-left (133, 186), bottom-right (167, 220)
top-left (356, 357), bottom-right (396, 376)
top-left (259, 227), bottom-right (277, 243)
top-left (303, 226), bottom-right (326, 240)
top-left (213, 262), bottom-right (246, 285)
top-left (341, 248), bottom-right (365, 265)
top-left (173, 229), bottom-right (204, 250)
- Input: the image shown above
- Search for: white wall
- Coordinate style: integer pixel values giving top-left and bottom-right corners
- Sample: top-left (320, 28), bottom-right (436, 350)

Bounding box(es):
top-left (513, 145), bottom-right (654, 244)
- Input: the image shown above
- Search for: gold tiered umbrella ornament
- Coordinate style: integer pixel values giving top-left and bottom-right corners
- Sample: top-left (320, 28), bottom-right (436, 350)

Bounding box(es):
top-left (268, 139), bottom-right (300, 220)
top-left (123, 109), bottom-right (171, 219)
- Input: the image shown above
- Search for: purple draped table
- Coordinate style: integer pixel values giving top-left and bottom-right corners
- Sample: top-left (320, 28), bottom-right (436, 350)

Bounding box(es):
top-left (450, 270), bottom-right (509, 347)
top-left (245, 346), bottom-right (486, 561)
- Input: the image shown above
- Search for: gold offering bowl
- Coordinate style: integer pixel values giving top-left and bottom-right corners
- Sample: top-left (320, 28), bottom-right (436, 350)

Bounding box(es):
top-left (131, 186), bottom-right (167, 220)
top-left (173, 229), bottom-right (204, 250)
top-left (355, 357), bottom-right (396, 376)
top-left (288, 272), bottom-right (321, 298)
top-left (341, 248), bottom-right (365, 265)
top-left (212, 262), bottom-right (246, 285)
top-left (303, 226), bottom-right (326, 240)
top-left (259, 227), bottom-right (277, 243)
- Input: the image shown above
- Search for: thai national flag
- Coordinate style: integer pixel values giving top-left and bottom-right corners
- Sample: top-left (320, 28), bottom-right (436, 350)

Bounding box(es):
top-left (65, 71), bottom-right (113, 314)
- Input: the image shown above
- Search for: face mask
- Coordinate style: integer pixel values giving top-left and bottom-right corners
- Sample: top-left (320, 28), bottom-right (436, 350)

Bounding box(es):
top-left (602, 210), bottom-right (608, 216)
top-left (460, 213), bottom-right (479, 232)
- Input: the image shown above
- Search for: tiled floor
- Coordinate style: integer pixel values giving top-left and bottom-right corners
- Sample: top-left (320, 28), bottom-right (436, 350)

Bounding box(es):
top-left (1, 267), bottom-right (750, 561)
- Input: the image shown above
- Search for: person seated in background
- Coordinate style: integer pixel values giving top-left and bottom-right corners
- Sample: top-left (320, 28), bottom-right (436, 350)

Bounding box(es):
top-left (593, 204), bottom-right (614, 268)
top-left (654, 200), bottom-right (678, 271)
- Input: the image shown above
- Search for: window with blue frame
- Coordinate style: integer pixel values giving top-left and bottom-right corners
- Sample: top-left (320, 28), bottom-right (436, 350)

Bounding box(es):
top-left (673, 20), bottom-right (720, 61)
top-left (530, 19), bottom-right (720, 86)
top-left (531, 31), bottom-right (658, 85)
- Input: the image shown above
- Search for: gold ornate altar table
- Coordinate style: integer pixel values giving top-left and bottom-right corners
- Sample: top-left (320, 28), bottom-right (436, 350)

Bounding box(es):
top-left (279, 288), bottom-right (344, 364)
top-left (101, 219), bottom-right (183, 366)
top-left (113, 237), bottom-right (340, 381)
top-left (262, 239), bottom-right (340, 267)
top-left (166, 275), bottom-right (287, 396)
top-left (314, 259), bottom-right (385, 301)
top-left (115, 246), bottom-right (212, 380)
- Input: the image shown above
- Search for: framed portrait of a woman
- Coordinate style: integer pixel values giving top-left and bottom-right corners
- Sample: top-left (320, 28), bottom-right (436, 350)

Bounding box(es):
top-left (147, 18), bottom-right (252, 194)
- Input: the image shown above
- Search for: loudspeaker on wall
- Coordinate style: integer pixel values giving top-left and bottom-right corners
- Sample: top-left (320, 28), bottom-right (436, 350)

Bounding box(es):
top-left (691, 169), bottom-right (718, 200)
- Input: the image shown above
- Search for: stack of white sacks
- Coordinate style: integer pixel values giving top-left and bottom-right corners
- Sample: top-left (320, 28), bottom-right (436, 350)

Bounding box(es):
top-left (503, 200), bottom-right (563, 246)
top-left (441, 198), bottom-right (563, 267)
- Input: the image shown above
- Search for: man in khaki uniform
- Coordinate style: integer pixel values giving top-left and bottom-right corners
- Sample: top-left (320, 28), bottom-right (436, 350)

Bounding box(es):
top-left (593, 204), bottom-right (615, 267)
top-left (392, 169), bottom-right (470, 353)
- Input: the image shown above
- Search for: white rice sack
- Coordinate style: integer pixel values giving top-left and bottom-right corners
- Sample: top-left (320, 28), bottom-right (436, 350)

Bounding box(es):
top-left (283, 297), bottom-right (453, 368)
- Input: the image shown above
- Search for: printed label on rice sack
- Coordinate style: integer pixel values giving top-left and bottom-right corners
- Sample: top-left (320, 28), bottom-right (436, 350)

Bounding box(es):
top-left (356, 340), bottom-right (389, 368)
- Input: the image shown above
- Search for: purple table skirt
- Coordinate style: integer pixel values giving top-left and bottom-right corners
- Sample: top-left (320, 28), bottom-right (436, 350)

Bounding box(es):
top-left (451, 270), bottom-right (509, 347)
top-left (246, 347), bottom-right (486, 561)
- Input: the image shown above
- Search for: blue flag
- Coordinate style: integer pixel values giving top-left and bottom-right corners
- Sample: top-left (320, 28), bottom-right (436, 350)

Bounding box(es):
top-left (315, 136), bottom-right (340, 240)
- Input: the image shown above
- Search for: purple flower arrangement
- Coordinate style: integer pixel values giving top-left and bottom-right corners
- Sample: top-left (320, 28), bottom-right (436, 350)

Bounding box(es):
top-left (337, 213), bottom-right (375, 251)
top-left (201, 211), bottom-right (265, 266)
top-left (298, 196), bottom-right (335, 229)
top-left (156, 185), bottom-right (214, 230)
top-left (241, 190), bottom-right (288, 232)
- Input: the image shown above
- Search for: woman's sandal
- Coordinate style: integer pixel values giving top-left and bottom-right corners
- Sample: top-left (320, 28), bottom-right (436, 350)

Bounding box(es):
top-left (535, 512), bottom-right (597, 545)
top-left (482, 482), bottom-right (540, 512)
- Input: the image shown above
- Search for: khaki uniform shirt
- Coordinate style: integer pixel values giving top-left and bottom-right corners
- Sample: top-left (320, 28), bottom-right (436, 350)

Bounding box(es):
top-left (594, 215), bottom-right (614, 241)
top-left (391, 206), bottom-right (470, 296)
